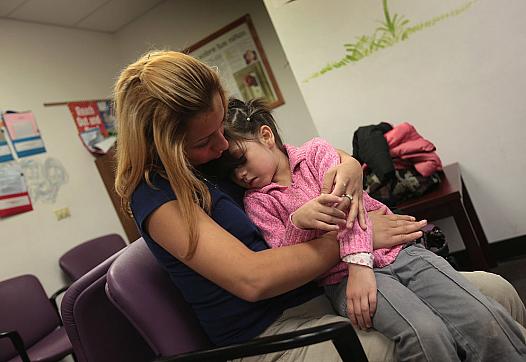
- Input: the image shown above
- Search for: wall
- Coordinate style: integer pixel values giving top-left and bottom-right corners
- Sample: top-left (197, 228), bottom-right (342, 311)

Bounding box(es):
top-left (264, 0), bottom-right (526, 248)
top-left (0, 19), bottom-right (126, 294)
top-left (113, 0), bottom-right (318, 147)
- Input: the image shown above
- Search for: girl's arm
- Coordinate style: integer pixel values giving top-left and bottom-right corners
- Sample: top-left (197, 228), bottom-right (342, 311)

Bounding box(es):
top-left (245, 194), bottom-right (318, 248)
top-left (303, 139), bottom-right (370, 257)
top-left (147, 199), bottom-right (341, 302)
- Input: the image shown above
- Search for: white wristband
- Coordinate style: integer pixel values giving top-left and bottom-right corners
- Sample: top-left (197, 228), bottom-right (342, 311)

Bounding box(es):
top-left (342, 252), bottom-right (373, 268)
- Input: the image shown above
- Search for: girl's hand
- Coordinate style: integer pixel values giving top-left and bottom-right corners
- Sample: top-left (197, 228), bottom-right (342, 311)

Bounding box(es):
top-left (346, 264), bottom-right (377, 330)
top-left (291, 194), bottom-right (347, 231)
top-left (369, 207), bottom-right (426, 249)
top-left (321, 157), bottom-right (366, 230)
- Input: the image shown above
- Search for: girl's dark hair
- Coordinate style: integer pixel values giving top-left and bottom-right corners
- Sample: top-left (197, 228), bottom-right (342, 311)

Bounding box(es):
top-left (225, 97), bottom-right (284, 151)
top-left (204, 98), bottom-right (284, 180)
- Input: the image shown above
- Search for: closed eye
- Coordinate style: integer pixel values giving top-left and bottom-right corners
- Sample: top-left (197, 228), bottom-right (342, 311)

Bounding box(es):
top-left (232, 154), bottom-right (247, 168)
top-left (193, 120), bottom-right (225, 148)
top-left (194, 139), bottom-right (210, 148)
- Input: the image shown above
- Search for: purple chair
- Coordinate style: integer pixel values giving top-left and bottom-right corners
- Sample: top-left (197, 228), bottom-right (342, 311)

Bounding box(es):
top-left (59, 234), bottom-right (127, 282)
top-left (61, 249), bottom-right (154, 362)
top-left (0, 275), bottom-right (72, 362)
top-left (106, 239), bottom-right (367, 361)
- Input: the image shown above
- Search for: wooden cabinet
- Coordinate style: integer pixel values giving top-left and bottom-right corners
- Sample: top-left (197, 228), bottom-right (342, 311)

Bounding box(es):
top-left (397, 163), bottom-right (496, 270)
top-left (95, 148), bottom-right (140, 242)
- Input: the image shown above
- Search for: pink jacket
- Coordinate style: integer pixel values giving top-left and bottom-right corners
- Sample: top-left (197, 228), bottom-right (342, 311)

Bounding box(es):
top-left (243, 138), bottom-right (402, 286)
top-left (384, 122), bottom-right (442, 177)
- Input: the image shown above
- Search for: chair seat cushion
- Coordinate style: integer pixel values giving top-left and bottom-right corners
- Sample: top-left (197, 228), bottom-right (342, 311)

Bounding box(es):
top-left (8, 327), bottom-right (72, 362)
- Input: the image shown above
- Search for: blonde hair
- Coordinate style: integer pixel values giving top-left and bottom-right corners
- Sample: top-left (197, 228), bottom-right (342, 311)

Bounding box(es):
top-left (113, 50), bottom-right (225, 259)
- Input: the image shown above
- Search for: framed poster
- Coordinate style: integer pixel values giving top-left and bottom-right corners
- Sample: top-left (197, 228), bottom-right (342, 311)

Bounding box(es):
top-left (186, 14), bottom-right (284, 109)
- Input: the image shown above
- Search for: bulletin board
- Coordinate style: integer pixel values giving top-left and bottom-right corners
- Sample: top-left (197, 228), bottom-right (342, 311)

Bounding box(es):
top-left (186, 14), bottom-right (284, 109)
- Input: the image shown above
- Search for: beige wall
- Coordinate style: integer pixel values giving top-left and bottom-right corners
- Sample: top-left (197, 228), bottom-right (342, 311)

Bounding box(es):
top-left (0, 19), bottom-right (126, 293)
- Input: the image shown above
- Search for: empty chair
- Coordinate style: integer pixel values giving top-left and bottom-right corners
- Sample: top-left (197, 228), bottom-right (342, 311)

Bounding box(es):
top-left (0, 275), bottom-right (72, 362)
top-left (59, 233), bottom-right (127, 282)
top-left (106, 239), bottom-right (367, 361)
top-left (61, 248), bottom-right (154, 362)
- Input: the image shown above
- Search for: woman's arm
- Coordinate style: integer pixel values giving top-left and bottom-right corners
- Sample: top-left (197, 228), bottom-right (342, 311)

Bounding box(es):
top-left (369, 208), bottom-right (426, 248)
top-left (323, 149), bottom-right (367, 230)
top-left (147, 200), bottom-right (340, 302)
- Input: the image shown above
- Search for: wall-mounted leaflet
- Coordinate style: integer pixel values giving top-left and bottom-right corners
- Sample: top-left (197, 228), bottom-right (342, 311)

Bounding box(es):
top-left (0, 122), bottom-right (15, 163)
top-left (68, 101), bottom-right (115, 155)
top-left (2, 111), bottom-right (46, 158)
top-left (0, 163), bottom-right (33, 217)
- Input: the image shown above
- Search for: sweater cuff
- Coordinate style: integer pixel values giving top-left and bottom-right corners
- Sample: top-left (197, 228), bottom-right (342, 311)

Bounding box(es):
top-left (343, 252), bottom-right (374, 268)
top-left (337, 217), bottom-right (374, 258)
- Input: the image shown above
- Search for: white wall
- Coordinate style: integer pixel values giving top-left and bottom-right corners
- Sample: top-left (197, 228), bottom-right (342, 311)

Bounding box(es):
top-left (114, 0), bottom-right (318, 147)
top-left (264, 0), bottom-right (526, 247)
top-left (0, 19), bottom-right (126, 294)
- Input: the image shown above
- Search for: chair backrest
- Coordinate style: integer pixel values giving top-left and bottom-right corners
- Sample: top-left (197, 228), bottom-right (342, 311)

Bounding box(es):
top-left (59, 233), bottom-right (127, 282)
top-left (61, 249), bottom-right (154, 362)
top-left (106, 238), bottom-right (211, 357)
top-left (0, 274), bottom-right (61, 361)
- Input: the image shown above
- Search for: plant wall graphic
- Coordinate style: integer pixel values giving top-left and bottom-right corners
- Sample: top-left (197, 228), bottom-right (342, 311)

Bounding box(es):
top-left (305, 0), bottom-right (477, 82)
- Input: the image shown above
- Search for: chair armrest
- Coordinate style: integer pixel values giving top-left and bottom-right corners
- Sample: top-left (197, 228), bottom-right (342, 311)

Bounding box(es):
top-left (156, 321), bottom-right (367, 362)
top-left (0, 330), bottom-right (31, 362)
top-left (49, 285), bottom-right (69, 325)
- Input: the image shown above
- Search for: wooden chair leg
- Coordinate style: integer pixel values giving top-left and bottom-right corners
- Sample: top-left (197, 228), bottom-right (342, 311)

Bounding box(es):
top-left (451, 201), bottom-right (490, 271)
top-left (461, 179), bottom-right (497, 267)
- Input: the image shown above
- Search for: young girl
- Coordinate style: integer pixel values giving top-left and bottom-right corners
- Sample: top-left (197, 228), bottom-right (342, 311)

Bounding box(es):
top-left (220, 98), bottom-right (526, 361)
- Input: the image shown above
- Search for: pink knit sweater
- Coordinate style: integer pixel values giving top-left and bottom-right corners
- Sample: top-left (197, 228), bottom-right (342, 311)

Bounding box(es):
top-left (244, 138), bottom-right (403, 286)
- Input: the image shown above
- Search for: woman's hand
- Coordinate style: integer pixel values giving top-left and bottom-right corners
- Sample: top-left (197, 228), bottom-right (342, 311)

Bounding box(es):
top-left (291, 194), bottom-right (347, 231)
top-left (369, 208), bottom-right (426, 249)
top-left (346, 264), bottom-right (377, 330)
top-left (322, 156), bottom-right (366, 230)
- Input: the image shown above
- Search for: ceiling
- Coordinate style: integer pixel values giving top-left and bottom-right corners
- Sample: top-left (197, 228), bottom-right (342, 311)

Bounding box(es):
top-left (0, 0), bottom-right (165, 33)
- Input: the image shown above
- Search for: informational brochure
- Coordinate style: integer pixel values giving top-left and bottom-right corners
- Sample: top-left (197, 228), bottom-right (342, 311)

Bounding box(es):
top-left (0, 163), bottom-right (33, 217)
top-left (2, 111), bottom-right (46, 158)
top-left (68, 101), bottom-right (115, 155)
top-left (68, 101), bottom-right (108, 136)
top-left (0, 123), bottom-right (15, 163)
top-left (97, 100), bottom-right (116, 135)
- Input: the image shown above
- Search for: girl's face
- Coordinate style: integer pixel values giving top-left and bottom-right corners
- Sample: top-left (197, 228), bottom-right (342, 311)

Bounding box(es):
top-left (229, 134), bottom-right (278, 189)
top-left (185, 92), bottom-right (229, 166)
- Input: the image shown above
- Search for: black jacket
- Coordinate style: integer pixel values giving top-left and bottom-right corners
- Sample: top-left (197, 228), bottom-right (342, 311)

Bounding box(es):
top-left (352, 122), bottom-right (394, 182)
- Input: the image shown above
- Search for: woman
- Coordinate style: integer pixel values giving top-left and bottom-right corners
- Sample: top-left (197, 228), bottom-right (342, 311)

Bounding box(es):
top-left (114, 50), bottom-right (526, 361)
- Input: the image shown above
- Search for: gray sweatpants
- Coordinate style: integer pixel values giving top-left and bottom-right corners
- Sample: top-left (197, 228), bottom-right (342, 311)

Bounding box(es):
top-left (325, 245), bottom-right (526, 361)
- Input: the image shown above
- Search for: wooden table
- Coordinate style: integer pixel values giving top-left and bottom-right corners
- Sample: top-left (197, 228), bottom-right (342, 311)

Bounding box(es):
top-left (397, 163), bottom-right (497, 270)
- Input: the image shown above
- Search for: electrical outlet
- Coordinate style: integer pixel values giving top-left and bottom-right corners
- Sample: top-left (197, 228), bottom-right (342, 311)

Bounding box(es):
top-left (54, 207), bottom-right (71, 221)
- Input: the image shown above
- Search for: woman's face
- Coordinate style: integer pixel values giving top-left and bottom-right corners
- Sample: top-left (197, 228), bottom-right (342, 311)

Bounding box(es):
top-left (184, 92), bottom-right (229, 166)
